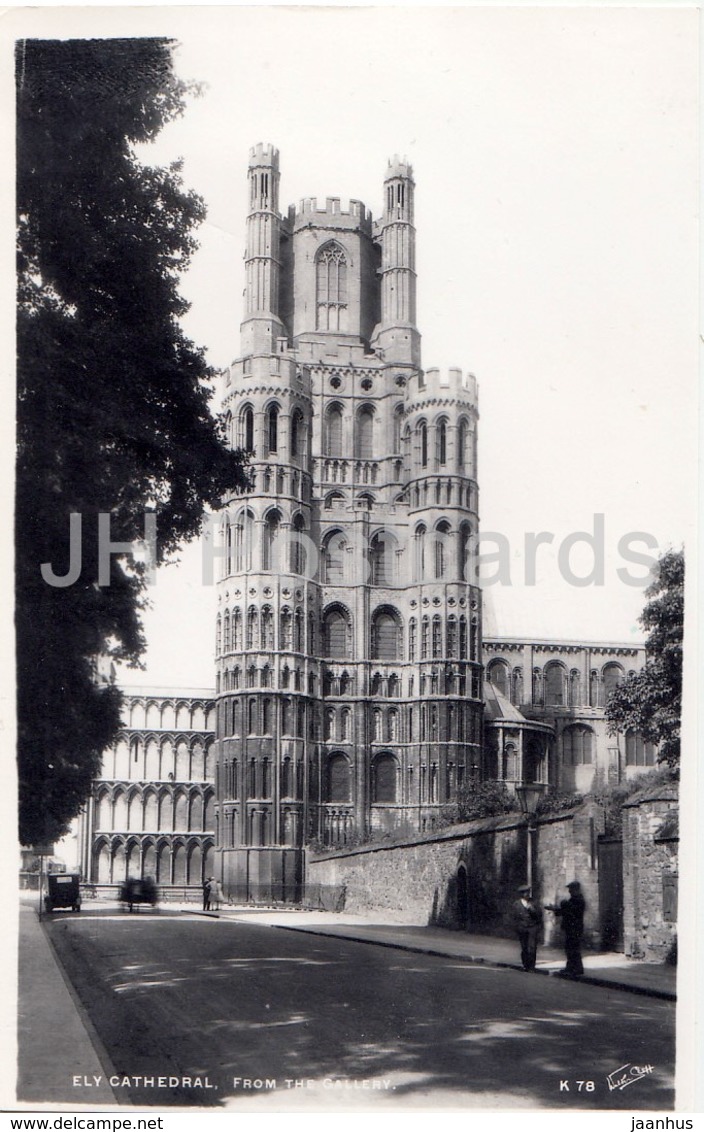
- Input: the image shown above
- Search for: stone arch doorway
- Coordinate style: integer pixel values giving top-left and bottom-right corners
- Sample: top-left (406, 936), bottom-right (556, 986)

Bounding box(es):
top-left (456, 864), bottom-right (469, 929)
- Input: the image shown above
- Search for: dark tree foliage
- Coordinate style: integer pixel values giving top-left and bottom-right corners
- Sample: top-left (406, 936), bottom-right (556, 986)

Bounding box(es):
top-left (17, 39), bottom-right (247, 845)
top-left (456, 780), bottom-right (519, 822)
top-left (606, 550), bottom-right (684, 769)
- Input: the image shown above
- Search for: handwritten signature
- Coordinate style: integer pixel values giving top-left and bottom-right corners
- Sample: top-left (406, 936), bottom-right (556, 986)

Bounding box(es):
top-left (607, 1063), bottom-right (654, 1091)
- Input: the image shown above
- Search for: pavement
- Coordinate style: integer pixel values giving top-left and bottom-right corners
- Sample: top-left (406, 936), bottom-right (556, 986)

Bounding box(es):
top-left (198, 903), bottom-right (678, 1001)
top-left (15, 892), bottom-right (677, 1108)
top-left (17, 898), bottom-right (120, 1107)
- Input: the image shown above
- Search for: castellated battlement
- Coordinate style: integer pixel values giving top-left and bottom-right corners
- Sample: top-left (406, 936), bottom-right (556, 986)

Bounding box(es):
top-left (288, 197), bottom-right (373, 233)
top-left (221, 352), bottom-right (311, 396)
top-left (407, 367), bottom-right (478, 408)
top-left (385, 155), bottom-right (414, 182)
top-left (248, 142), bottom-right (279, 169)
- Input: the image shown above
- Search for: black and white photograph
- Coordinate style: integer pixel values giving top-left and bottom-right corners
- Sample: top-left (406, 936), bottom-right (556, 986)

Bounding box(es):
top-left (9, 3), bottom-right (700, 1119)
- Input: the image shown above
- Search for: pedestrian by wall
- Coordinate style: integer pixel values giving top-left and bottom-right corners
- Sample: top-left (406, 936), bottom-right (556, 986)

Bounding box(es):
top-left (510, 885), bottom-right (543, 971)
top-left (546, 881), bottom-right (586, 977)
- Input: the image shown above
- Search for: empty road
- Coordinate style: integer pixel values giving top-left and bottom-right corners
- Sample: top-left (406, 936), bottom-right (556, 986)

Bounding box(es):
top-left (41, 906), bottom-right (675, 1110)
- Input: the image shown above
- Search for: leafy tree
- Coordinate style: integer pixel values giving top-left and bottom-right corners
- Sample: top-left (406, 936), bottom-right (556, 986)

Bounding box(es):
top-left (606, 549), bottom-right (684, 769)
top-left (16, 39), bottom-right (248, 845)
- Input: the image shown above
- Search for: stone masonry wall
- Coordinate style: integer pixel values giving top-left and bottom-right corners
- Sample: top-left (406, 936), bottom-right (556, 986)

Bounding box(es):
top-left (622, 788), bottom-right (678, 962)
top-left (308, 801), bottom-right (604, 947)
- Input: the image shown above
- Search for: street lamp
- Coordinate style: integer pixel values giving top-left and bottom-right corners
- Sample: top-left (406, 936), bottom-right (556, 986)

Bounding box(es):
top-left (515, 782), bottom-right (548, 894)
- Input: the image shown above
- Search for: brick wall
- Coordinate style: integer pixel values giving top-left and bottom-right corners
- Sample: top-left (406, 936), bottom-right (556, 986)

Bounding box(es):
top-left (622, 786), bottom-right (678, 961)
top-left (308, 801), bottom-right (605, 947)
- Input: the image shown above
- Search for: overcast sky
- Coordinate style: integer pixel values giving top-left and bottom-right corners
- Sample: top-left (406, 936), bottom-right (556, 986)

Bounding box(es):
top-left (12, 5), bottom-right (698, 691)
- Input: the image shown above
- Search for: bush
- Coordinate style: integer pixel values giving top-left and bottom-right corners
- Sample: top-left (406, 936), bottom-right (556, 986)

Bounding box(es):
top-left (456, 780), bottom-right (520, 822)
top-left (535, 790), bottom-right (584, 818)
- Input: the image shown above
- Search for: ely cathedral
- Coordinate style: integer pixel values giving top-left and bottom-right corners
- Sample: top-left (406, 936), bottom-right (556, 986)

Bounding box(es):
top-left (78, 147), bottom-right (651, 898)
top-left (214, 145), bottom-right (483, 898)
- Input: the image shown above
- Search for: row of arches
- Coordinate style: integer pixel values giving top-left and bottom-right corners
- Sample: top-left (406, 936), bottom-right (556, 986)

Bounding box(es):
top-left (218, 696), bottom-right (307, 739)
top-left (226, 402), bottom-right (308, 462)
top-left (216, 755), bottom-right (304, 802)
top-left (100, 737), bottom-right (214, 783)
top-left (319, 750), bottom-right (469, 808)
top-left (559, 724), bottom-right (655, 767)
top-left (413, 416), bottom-right (474, 472)
top-left (221, 509), bottom-right (309, 576)
top-left (486, 659), bottom-right (634, 708)
top-left (217, 605), bottom-right (315, 656)
top-left (408, 479), bottom-right (476, 512)
top-left (216, 806), bottom-right (301, 849)
top-left (94, 785), bottom-right (215, 833)
top-left (92, 836), bottom-right (213, 886)
top-left (125, 700), bottom-right (212, 732)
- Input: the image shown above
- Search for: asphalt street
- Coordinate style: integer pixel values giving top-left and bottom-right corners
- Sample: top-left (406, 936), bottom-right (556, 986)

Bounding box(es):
top-left (44, 907), bottom-right (675, 1110)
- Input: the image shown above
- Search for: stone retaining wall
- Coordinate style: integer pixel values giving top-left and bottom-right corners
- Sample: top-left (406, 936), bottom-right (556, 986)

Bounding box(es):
top-left (622, 786), bottom-right (678, 961)
top-left (308, 801), bottom-right (605, 947)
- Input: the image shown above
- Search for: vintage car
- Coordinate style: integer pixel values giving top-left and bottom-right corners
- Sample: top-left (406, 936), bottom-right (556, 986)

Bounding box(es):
top-left (44, 873), bottom-right (81, 913)
top-left (120, 876), bottom-right (158, 912)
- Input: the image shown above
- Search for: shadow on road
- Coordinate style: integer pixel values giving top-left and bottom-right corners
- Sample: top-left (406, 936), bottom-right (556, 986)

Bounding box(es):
top-left (42, 914), bottom-right (675, 1111)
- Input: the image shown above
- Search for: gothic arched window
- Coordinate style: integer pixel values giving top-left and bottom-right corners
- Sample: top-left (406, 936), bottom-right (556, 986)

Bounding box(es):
top-left (234, 509), bottom-right (254, 572)
top-left (562, 725), bottom-right (594, 766)
top-left (356, 406), bottom-right (374, 459)
top-left (436, 419), bottom-right (447, 467)
top-left (488, 660), bottom-right (509, 697)
top-left (434, 520), bottom-right (451, 579)
top-left (240, 406), bottom-right (254, 452)
top-left (290, 408), bottom-right (305, 460)
top-left (603, 663), bottom-right (624, 703)
top-left (432, 615), bottom-right (442, 658)
top-left (415, 524), bottom-right (427, 580)
top-left (371, 608), bottom-right (402, 661)
top-left (457, 418), bottom-right (468, 471)
top-left (393, 405), bottom-right (404, 453)
top-left (322, 530), bottom-right (346, 584)
top-left (290, 514), bottom-right (306, 575)
top-left (323, 606), bottom-right (351, 659)
top-left (266, 403), bottom-right (279, 454)
top-left (370, 531), bottom-right (397, 586)
top-left (325, 404), bottom-right (344, 458)
top-left (544, 662), bottom-right (566, 707)
top-left (327, 753), bottom-right (351, 803)
top-left (316, 243), bottom-right (348, 331)
top-left (418, 421), bottom-right (428, 468)
top-left (262, 511), bottom-right (281, 571)
top-left (625, 729), bottom-right (656, 767)
top-left (372, 754), bottom-right (397, 803)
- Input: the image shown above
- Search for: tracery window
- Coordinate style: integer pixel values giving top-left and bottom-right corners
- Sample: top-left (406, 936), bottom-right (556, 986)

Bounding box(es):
top-left (316, 243), bottom-right (348, 332)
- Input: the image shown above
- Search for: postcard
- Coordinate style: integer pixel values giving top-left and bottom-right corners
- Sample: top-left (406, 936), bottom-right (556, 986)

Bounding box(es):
top-left (7, 4), bottom-right (700, 1122)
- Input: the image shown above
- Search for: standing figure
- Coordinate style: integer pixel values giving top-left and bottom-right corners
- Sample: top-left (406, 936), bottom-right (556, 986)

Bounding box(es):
top-left (203, 876), bottom-right (214, 912)
top-left (211, 878), bottom-right (226, 911)
top-left (547, 881), bottom-right (586, 977)
top-left (511, 884), bottom-right (543, 971)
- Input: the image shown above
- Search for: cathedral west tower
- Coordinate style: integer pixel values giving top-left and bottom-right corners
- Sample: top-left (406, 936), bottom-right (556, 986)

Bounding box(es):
top-left (214, 147), bottom-right (482, 901)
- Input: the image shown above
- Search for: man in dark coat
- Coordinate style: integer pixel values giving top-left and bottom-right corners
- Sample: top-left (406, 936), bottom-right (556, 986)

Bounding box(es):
top-left (511, 885), bottom-right (543, 971)
top-left (548, 881), bottom-right (586, 977)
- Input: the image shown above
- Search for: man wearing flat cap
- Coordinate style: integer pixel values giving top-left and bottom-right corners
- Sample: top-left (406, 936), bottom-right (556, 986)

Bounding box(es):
top-left (511, 884), bottom-right (543, 971)
top-left (546, 881), bottom-right (586, 977)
